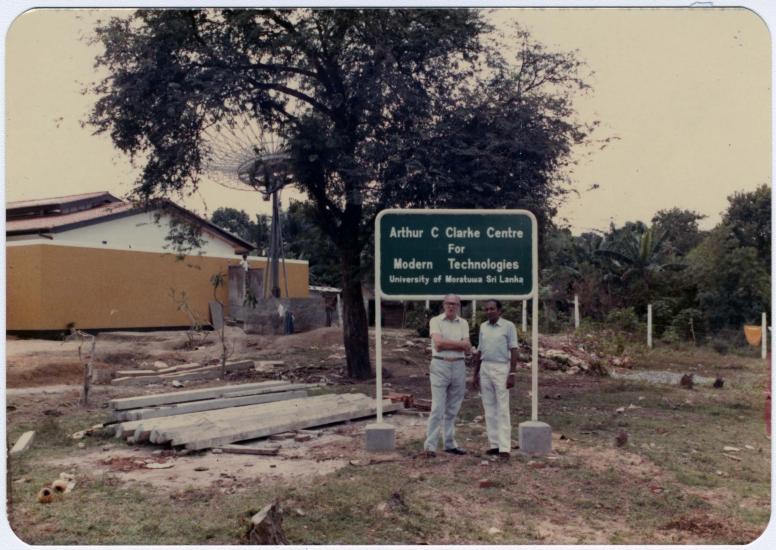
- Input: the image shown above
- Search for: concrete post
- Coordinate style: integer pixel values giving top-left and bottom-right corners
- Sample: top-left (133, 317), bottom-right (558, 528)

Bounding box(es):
top-left (425, 299), bottom-right (430, 311)
top-left (647, 304), bottom-right (653, 349)
top-left (522, 299), bottom-right (527, 332)
top-left (574, 294), bottom-right (580, 330)
top-left (471, 299), bottom-right (477, 324)
top-left (762, 312), bottom-right (767, 359)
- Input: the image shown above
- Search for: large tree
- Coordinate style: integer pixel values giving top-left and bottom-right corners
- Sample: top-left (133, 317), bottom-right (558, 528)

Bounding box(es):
top-left (651, 208), bottom-right (706, 257)
top-left (88, 9), bottom-right (593, 379)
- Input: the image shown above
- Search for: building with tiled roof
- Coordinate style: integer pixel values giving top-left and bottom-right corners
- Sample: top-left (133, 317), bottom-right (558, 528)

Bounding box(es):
top-left (6, 192), bottom-right (310, 333)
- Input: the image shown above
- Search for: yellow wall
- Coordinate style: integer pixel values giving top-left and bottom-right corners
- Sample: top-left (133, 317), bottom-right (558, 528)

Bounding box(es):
top-left (6, 244), bottom-right (309, 331)
top-left (5, 244), bottom-right (45, 329)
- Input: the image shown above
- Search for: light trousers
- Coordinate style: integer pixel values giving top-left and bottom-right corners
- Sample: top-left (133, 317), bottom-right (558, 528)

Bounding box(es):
top-left (480, 360), bottom-right (512, 452)
top-left (424, 358), bottom-right (466, 451)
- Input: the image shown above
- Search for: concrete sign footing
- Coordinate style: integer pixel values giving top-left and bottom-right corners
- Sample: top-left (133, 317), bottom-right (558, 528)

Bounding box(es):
top-left (518, 420), bottom-right (552, 456)
top-left (365, 422), bottom-right (395, 451)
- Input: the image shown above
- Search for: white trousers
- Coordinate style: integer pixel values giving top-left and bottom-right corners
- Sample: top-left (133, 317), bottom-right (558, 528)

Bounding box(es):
top-left (480, 360), bottom-right (512, 452)
top-left (424, 358), bottom-right (466, 451)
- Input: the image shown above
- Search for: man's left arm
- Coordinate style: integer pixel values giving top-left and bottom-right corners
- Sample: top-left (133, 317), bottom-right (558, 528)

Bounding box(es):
top-left (507, 323), bottom-right (519, 388)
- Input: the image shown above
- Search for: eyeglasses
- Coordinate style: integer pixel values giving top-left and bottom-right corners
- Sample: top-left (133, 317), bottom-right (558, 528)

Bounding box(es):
top-left (443, 302), bottom-right (459, 306)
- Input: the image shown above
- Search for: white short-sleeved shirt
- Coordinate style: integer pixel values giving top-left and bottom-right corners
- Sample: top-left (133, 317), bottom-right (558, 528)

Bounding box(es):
top-left (478, 318), bottom-right (518, 363)
top-left (429, 313), bottom-right (469, 358)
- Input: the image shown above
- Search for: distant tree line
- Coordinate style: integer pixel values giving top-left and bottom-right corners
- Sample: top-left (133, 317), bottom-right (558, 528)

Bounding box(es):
top-left (214, 183), bottom-right (769, 346)
top-left (541, 184), bottom-right (770, 343)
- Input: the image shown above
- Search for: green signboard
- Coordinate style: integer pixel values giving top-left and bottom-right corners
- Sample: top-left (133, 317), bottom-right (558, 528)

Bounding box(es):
top-left (376, 209), bottom-right (537, 299)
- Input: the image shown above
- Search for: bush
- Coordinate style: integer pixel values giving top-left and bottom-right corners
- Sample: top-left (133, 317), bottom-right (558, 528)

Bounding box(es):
top-left (651, 297), bottom-right (678, 337)
top-left (712, 341), bottom-right (729, 355)
top-left (404, 305), bottom-right (433, 337)
top-left (661, 326), bottom-right (681, 346)
top-left (605, 307), bottom-right (640, 333)
top-left (670, 308), bottom-right (705, 343)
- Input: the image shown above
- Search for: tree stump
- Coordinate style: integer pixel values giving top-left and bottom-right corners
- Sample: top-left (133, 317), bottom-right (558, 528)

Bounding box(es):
top-left (247, 501), bottom-right (288, 544)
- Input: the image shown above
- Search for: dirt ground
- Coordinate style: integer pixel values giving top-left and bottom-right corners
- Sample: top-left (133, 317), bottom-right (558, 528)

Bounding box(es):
top-left (4, 326), bottom-right (772, 544)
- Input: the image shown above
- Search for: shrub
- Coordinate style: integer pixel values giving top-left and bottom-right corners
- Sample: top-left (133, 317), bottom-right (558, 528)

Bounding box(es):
top-left (670, 308), bottom-right (705, 343)
top-left (606, 307), bottom-right (639, 333)
top-left (712, 341), bottom-right (729, 355)
top-left (404, 305), bottom-right (432, 337)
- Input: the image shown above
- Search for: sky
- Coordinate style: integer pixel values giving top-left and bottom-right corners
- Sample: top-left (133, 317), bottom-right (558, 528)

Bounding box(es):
top-left (2, 4), bottom-right (772, 234)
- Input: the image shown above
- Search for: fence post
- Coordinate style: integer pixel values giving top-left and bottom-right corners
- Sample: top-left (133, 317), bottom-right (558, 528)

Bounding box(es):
top-left (647, 304), bottom-right (653, 349)
top-left (472, 299), bottom-right (477, 324)
top-left (574, 294), bottom-right (580, 330)
top-left (762, 312), bottom-right (767, 359)
top-left (424, 299), bottom-right (429, 311)
top-left (522, 299), bottom-right (527, 332)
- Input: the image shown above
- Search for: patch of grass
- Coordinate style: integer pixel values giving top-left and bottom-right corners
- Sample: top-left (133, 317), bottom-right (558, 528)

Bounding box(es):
top-left (8, 460), bottom-right (271, 545)
top-left (6, 338), bottom-right (769, 545)
top-left (8, 410), bottom-right (113, 455)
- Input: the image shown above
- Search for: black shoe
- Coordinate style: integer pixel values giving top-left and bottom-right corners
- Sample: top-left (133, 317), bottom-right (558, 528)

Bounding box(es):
top-left (485, 448), bottom-right (499, 456)
top-left (498, 452), bottom-right (511, 461)
top-left (444, 448), bottom-right (466, 455)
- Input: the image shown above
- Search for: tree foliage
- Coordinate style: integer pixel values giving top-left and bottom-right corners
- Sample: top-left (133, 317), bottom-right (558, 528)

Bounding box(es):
top-left (541, 185), bottom-right (770, 341)
top-left (88, 8), bottom-right (596, 378)
top-left (651, 208), bottom-right (706, 256)
top-left (211, 207), bottom-right (262, 249)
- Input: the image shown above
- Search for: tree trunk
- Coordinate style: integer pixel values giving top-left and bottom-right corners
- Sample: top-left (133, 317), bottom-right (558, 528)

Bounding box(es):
top-left (247, 501), bottom-right (288, 544)
top-left (340, 247), bottom-right (372, 380)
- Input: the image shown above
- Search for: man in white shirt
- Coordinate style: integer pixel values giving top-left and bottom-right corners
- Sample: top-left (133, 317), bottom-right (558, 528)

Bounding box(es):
top-left (422, 294), bottom-right (471, 457)
top-left (472, 299), bottom-right (518, 460)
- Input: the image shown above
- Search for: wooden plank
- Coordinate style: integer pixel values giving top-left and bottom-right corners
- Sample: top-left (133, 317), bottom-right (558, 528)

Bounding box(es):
top-left (113, 388), bottom-right (308, 422)
top-left (149, 394), bottom-right (360, 445)
top-left (224, 360), bottom-right (255, 371)
top-left (160, 394), bottom-right (382, 448)
top-left (149, 394), bottom-right (364, 445)
top-left (116, 392), bottom-right (358, 442)
top-left (115, 369), bottom-right (159, 377)
top-left (10, 431), bottom-right (35, 455)
top-left (179, 399), bottom-right (400, 450)
top-left (109, 381), bottom-right (292, 410)
top-left (111, 375), bottom-right (163, 386)
top-left (209, 301), bottom-right (224, 330)
top-left (216, 444), bottom-right (281, 456)
top-left (155, 362), bottom-right (201, 374)
top-left (143, 393), bottom-right (357, 444)
top-left (113, 366), bottom-right (214, 385)
top-left (113, 384), bottom-right (318, 438)
top-left (160, 367), bottom-right (222, 383)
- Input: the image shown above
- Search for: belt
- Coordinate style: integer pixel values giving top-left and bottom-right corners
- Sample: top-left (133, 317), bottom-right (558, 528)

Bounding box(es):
top-left (432, 356), bottom-right (465, 362)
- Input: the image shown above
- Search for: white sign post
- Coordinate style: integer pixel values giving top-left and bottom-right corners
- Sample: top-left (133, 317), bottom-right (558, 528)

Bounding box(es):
top-left (367, 209), bottom-right (550, 455)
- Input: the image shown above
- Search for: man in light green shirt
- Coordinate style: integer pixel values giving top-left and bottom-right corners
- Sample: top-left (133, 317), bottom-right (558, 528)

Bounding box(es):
top-left (472, 299), bottom-right (518, 460)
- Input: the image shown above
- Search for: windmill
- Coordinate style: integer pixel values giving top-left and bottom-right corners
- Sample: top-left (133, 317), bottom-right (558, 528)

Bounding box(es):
top-left (204, 117), bottom-right (293, 300)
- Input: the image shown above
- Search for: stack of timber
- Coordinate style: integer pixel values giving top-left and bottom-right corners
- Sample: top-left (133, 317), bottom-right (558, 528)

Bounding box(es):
top-left (110, 381), bottom-right (312, 422)
top-left (111, 385), bottom-right (399, 450)
top-left (110, 359), bottom-right (276, 386)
